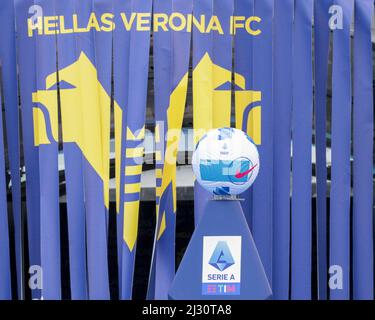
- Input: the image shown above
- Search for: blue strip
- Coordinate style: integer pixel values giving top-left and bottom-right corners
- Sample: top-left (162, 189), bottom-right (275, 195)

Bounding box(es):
top-left (329, 0), bottom-right (354, 300)
top-left (55, 0), bottom-right (88, 300)
top-left (15, 0), bottom-right (42, 300)
top-left (125, 140), bottom-right (144, 148)
top-left (314, 0), bottom-right (332, 301)
top-left (125, 157), bottom-right (144, 167)
top-left (124, 175), bottom-right (141, 185)
top-left (234, 0), bottom-right (254, 229)
top-left (272, 0), bottom-right (293, 300)
top-left (353, 0), bottom-right (374, 300)
top-left (75, 0), bottom-right (110, 300)
top-left (124, 193), bottom-right (141, 202)
top-left (113, 0), bottom-right (131, 293)
top-left (291, 0), bottom-right (313, 300)
top-left (251, 0), bottom-right (274, 286)
top-left (0, 0), bottom-right (23, 299)
top-left (34, 0), bottom-right (61, 300)
top-left (0, 77), bottom-right (11, 300)
top-left (94, 0), bottom-right (114, 233)
top-left (120, 0), bottom-right (152, 300)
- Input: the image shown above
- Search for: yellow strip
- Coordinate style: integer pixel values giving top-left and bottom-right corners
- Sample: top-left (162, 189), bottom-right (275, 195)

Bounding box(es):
top-left (155, 123), bottom-right (161, 143)
top-left (123, 201), bottom-right (140, 251)
top-left (125, 183), bottom-right (141, 194)
top-left (157, 212), bottom-right (167, 240)
top-left (125, 165), bottom-right (143, 176)
top-left (126, 147), bottom-right (144, 158)
top-left (247, 106), bottom-right (262, 145)
top-left (155, 151), bottom-right (162, 162)
top-left (234, 72), bottom-right (246, 90)
top-left (115, 105), bottom-right (122, 213)
top-left (156, 168), bottom-right (163, 179)
top-left (33, 108), bottom-right (51, 145)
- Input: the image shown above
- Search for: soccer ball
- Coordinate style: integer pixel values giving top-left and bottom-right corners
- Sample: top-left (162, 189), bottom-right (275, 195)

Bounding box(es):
top-left (192, 128), bottom-right (260, 196)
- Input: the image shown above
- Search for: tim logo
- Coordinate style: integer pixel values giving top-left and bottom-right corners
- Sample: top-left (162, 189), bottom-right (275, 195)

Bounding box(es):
top-left (202, 236), bottom-right (242, 295)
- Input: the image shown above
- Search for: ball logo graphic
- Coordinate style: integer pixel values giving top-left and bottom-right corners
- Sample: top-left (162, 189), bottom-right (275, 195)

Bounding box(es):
top-left (192, 128), bottom-right (260, 196)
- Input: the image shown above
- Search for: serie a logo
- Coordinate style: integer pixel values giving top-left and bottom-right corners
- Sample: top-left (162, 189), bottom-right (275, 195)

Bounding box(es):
top-left (202, 236), bottom-right (242, 295)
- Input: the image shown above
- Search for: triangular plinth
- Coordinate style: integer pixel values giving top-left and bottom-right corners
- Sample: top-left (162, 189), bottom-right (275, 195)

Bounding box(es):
top-left (169, 200), bottom-right (272, 300)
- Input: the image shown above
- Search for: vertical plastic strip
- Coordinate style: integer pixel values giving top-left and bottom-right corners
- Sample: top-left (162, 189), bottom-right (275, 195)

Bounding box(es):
top-left (251, 0), bottom-right (274, 285)
top-left (353, 0), bottom-right (374, 300)
top-left (291, 0), bottom-right (314, 300)
top-left (272, 0), bottom-right (293, 300)
top-left (314, 0), bottom-right (332, 300)
top-left (329, 0), bottom-right (354, 300)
